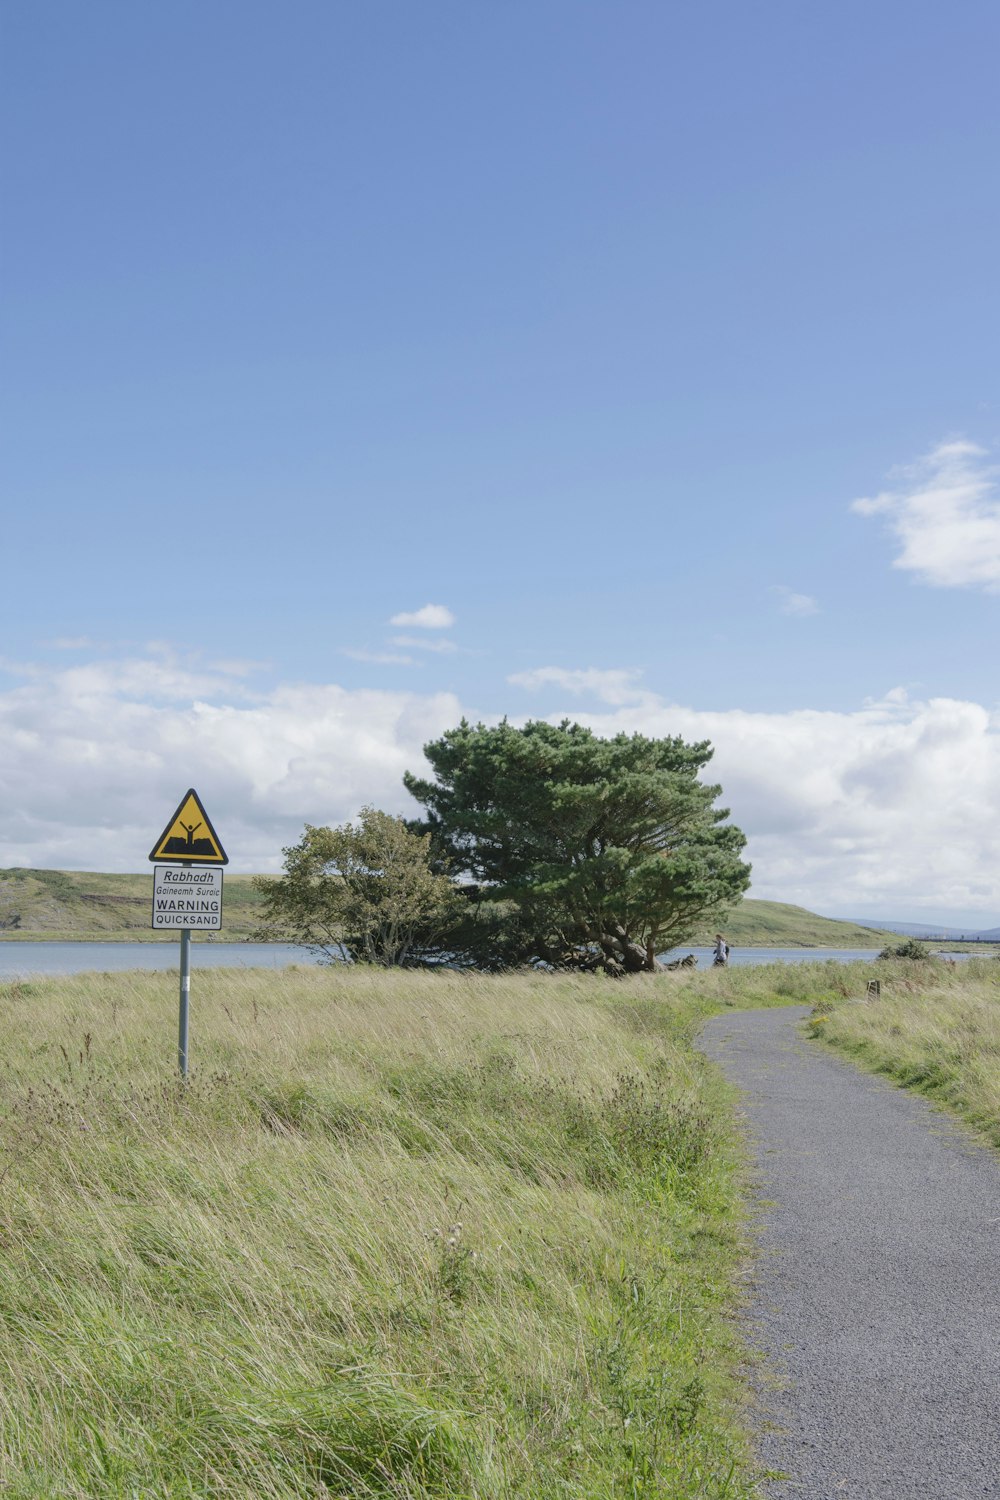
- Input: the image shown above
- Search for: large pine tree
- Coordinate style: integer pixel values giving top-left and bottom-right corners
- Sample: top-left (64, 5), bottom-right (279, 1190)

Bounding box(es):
top-left (405, 719), bottom-right (751, 973)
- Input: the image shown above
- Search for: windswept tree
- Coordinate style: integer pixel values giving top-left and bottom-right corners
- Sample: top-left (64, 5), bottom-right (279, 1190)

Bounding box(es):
top-left (404, 719), bottom-right (751, 973)
top-left (254, 806), bottom-right (463, 967)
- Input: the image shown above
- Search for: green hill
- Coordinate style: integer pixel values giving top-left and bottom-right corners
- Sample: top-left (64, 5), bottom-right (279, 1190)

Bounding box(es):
top-left (0, 869), bottom-right (898, 947)
top-left (0, 867), bottom-right (266, 942)
top-left (692, 899), bottom-right (896, 949)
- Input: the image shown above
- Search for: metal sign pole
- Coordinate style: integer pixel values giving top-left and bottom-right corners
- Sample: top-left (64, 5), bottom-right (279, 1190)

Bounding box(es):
top-left (179, 926), bottom-right (192, 1077)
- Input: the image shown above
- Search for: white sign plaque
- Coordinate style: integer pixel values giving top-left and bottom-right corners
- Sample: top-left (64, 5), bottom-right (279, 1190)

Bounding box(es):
top-left (152, 865), bottom-right (224, 930)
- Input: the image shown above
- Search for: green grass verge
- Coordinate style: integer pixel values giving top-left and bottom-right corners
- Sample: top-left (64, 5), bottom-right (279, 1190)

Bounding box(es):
top-left (0, 964), bottom-right (800, 1498)
top-left (802, 956), bottom-right (1000, 1146)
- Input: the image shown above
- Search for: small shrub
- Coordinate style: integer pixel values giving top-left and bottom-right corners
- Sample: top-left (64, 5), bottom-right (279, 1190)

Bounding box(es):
top-left (878, 938), bottom-right (932, 960)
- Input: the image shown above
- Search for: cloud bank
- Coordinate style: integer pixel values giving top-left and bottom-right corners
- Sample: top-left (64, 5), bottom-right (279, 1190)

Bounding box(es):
top-left (852, 440), bottom-right (1000, 590)
top-left (0, 654), bottom-right (462, 874)
top-left (1, 653), bottom-right (998, 920)
top-left (388, 604), bottom-right (456, 629)
top-left (565, 687), bottom-right (1000, 922)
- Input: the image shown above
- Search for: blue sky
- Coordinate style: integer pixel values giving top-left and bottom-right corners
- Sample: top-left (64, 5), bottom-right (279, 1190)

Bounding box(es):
top-left (2, 2), bottom-right (999, 925)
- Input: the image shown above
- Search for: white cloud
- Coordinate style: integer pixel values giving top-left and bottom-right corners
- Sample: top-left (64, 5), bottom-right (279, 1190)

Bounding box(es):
top-left (852, 440), bottom-right (1000, 590)
top-left (0, 652), bottom-right (461, 873)
top-left (507, 666), bottom-right (657, 707)
top-left (3, 652), bottom-right (260, 703)
top-left (554, 687), bottom-right (1000, 921)
top-left (390, 635), bottom-right (458, 655)
top-left (772, 586), bottom-right (819, 617)
top-left (1, 651), bottom-right (999, 922)
top-left (389, 604), bottom-right (456, 629)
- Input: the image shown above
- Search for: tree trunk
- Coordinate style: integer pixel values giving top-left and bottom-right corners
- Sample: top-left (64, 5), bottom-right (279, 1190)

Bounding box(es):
top-left (620, 940), bottom-right (649, 972)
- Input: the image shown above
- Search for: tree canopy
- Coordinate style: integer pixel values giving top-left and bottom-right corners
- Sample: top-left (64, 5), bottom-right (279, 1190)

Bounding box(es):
top-left (404, 718), bottom-right (751, 973)
top-left (253, 806), bottom-right (462, 967)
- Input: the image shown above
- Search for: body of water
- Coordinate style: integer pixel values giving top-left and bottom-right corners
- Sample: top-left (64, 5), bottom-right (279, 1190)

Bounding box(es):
top-left (0, 941), bottom-right (984, 979)
top-left (0, 942), bottom-right (314, 980)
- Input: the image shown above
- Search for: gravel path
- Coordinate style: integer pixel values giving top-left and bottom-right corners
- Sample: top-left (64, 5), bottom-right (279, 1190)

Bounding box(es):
top-left (698, 1005), bottom-right (1000, 1500)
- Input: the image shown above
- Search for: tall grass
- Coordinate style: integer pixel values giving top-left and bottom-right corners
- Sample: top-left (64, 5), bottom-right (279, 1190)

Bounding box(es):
top-left (802, 956), bottom-right (1000, 1144)
top-left (664, 956), bottom-right (883, 1012)
top-left (0, 964), bottom-right (776, 1499)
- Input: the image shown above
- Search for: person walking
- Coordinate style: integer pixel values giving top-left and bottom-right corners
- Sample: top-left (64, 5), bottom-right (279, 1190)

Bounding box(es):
top-left (712, 933), bottom-right (729, 967)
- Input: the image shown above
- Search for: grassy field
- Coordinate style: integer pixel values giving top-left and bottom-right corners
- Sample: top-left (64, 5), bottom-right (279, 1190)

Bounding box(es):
top-left (0, 962), bottom-right (814, 1499)
top-left (0, 868), bottom-right (903, 949)
top-left (803, 955), bottom-right (1000, 1146)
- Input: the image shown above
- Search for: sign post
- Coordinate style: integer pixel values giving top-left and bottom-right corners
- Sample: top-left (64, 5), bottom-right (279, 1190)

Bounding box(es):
top-left (179, 927), bottom-right (191, 1075)
top-left (149, 789), bottom-right (228, 1077)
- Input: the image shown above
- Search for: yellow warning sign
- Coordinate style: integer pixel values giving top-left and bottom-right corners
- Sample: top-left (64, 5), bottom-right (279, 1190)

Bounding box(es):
top-left (149, 789), bottom-right (228, 864)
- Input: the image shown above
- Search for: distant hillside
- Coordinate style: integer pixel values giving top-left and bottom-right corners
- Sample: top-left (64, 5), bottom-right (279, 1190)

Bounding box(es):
top-left (0, 870), bottom-right (902, 948)
top-left (845, 918), bottom-right (1000, 942)
top-left (0, 867), bottom-right (266, 942)
top-left (692, 900), bottom-right (897, 949)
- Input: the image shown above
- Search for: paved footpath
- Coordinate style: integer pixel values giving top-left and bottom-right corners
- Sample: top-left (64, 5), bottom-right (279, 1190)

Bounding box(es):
top-left (698, 1005), bottom-right (1000, 1500)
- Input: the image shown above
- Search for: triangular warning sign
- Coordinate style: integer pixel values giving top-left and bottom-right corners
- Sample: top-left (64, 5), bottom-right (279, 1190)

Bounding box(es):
top-left (149, 788), bottom-right (228, 864)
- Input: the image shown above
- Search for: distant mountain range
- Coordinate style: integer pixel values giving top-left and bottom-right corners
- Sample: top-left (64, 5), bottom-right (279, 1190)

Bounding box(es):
top-left (845, 918), bottom-right (1000, 942)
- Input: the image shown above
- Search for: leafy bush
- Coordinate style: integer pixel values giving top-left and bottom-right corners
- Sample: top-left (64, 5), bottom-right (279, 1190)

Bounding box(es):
top-left (878, 938), bottom-right (932, 960)
top-left (254, 807), bottom-right (463, 966)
